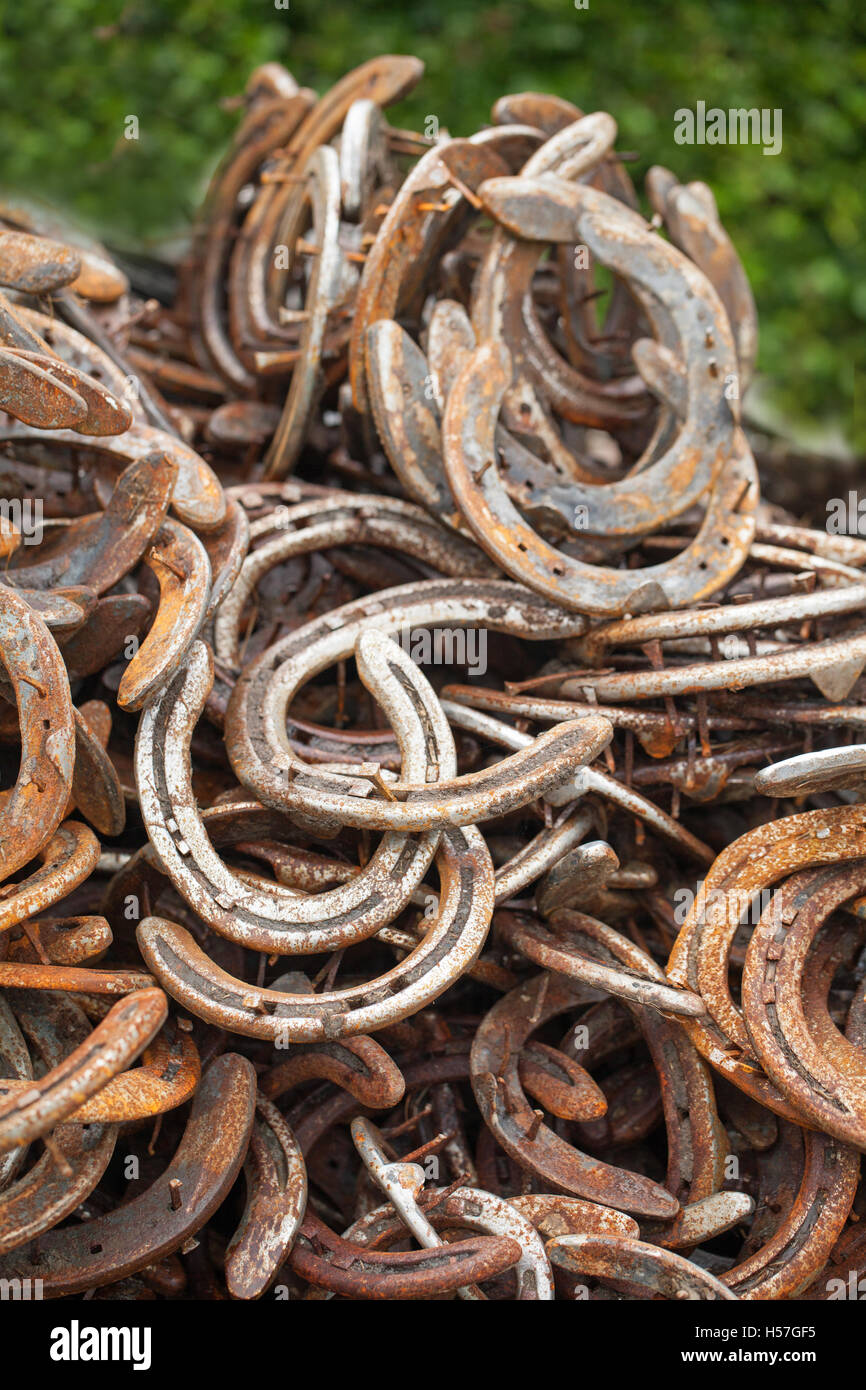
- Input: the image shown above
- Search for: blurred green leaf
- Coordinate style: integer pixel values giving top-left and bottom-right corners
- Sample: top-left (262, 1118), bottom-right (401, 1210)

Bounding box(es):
top-left (1, 0), bottom-right (862, 444)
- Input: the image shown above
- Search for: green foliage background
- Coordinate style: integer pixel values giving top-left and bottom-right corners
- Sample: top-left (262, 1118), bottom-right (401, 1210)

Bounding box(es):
top-left (0, 0), bottom-right (862, 445)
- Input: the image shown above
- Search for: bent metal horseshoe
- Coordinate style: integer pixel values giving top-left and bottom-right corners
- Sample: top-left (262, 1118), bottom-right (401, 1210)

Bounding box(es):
top-left (0, 1054), bottom-right (256, 1296)
top-left (442, 339), bottom-right (757, 617)
top-left (136, 814), bottom-right (493, 1042)
top-left (223, 577), bottom-right (599, 824)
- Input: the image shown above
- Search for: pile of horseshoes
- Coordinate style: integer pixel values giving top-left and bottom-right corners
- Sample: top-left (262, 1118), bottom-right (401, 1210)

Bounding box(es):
top-left (0, 55), bottom-right (863, 1302)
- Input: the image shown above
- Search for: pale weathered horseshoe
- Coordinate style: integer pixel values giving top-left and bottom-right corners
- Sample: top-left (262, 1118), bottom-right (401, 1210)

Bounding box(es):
top-left (136, 639), bottom-right (441, 953)
top-left (263, 146), bottom-right (345, 479)
top-left (576, 580), bottom-right (866, 667)
top-left (137, 815), bottom-right (492, 1042)
top-left (213, 494), bottom-right (490, 666)
top-left (339, 98), bottom-right (392, 221)
top-left (567, 624), bottom-right (866, 704)
top-left (270, 705), bottom-right (609, 834)
top-left (442, 341), bottom-right (756, 616)
top-left (471, 116), bottom-right (650, 431)
top-left (500, 911), bottom-right (705, 1017)
top-left (547, 1232), bottom-right (738, 1299)
top-left (256, 624), bottom-right (610, 835)
top-left (365, 310), bottom-right (599, 532)
top-left (477, 174), bottom-right (741, 531)
top-left (344, 1170), bottom-right (556, 1300)
top-left (224, 578), bottom-right (592, 828)
top-left (754, 743), bottom-right (866, 797)
top-left (224, 1096), bottom-right (308, 1300)
top-left (351, 1116), bottom-right (490, 1302)
top-left (506, 1193), bottom-right (640, 1242)
top-left (646, 165), bottom-right (758, 388)
top-left (363, 317), bottom-right (469, 521)
top-left (492, 805), bottom-right (599, 904)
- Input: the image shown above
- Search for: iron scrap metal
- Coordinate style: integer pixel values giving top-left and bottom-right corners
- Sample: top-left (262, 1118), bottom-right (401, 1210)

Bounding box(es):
top-left (0, 54), bottom-right (863, 1304)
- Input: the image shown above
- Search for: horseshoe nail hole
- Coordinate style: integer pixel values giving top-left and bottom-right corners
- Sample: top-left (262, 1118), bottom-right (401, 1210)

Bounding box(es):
top-left (90, 1243), bottom-right (103, 1255)
top-left (42, 718), bottom-right (51, 728)
top-left (517, 542), bottom-right (527, 553)
top-left (552, 566), bottom-right (565, 577)
top-left (698, 561), bottom-right (707, 570)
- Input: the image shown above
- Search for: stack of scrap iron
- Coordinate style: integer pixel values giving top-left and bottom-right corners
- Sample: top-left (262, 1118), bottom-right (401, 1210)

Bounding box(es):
top-left (0, 57), bottom-right (862, 1303)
